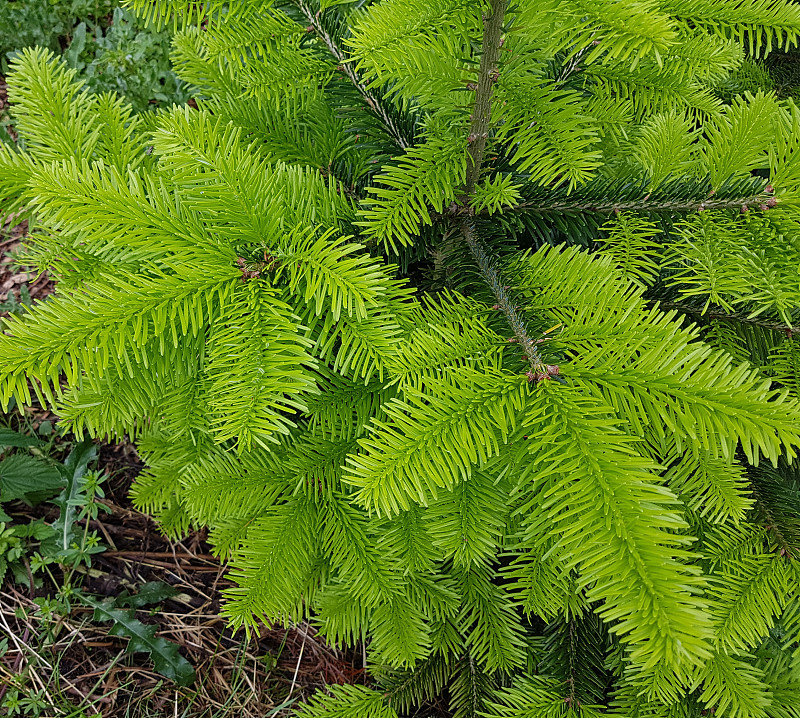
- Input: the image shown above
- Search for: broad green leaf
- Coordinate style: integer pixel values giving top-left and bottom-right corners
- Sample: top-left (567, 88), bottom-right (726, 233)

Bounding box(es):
top-left (115, 581), bottom-right (180, 609)
top-left (51, 439), bottom-right (98, 551)
top-left (83, 595), bottom-right (196, 686)
top-left (0, 454), bottom-right (63, 504)
top-left (0, 428), bottom-right (44, 448)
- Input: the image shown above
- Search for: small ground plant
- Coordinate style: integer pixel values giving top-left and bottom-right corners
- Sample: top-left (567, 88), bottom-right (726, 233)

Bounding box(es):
top-left (0, 421), bottom-right (194, 715)
top-left (0, 0), bottom-right (186, 113)
top-left (3, 0), bottom-right (800, 716)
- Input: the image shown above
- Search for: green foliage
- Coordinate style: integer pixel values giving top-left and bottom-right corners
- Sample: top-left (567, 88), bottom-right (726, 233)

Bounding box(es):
top-left (294, 684), bottom-right (397, 718)
top-left (0, 0), bottom-right (113, 70)
top-left (0, 0), bottom-right (184, 111)
top-left (483, 676), bottom-right (604, 718)
top-left (359, 133), bottom-right (467, 251)
top-left (0, 435), bottom-right (106, 579)
top-left (0, 453), bottom-right (62, 505)
top-left (5, 0), bottom-right (800, 715)
top-left (82, 594), bottom-right (196, 686)
top-left (596, 212), bottom-right (663, 286)
top-left (0, 421), bottom-right (194, 688)
top-left (114, 579), bottom-right (179, 608)
top-left (631, 110), bottom-right (700, 187)
top-left (69, 7), bottom-right (190, 112)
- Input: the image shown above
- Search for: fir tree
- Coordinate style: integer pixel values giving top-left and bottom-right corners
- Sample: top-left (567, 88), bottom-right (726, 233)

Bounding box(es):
top-left (3, 0), bottom-right (800, 715)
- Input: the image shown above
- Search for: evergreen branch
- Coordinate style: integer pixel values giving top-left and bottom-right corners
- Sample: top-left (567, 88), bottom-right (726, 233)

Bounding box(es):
top-left (8, 0), bottom-right (800, 709)
top-left (292, 0), bottom-right (412, 150)
top-left (370, 594), bottom-right (432, 667)
top-left (505, 192), bottom-right (770, 216)
top-left (455, 567), bottom-right (526, 673)
top-left (656, 301), bottom-right (800, 336)
top-left (565, 620), bottom-right (581, 708)
top-left (747, 462), bottom-right (800, 557)
top-left (294, 683), bottom-right (397, 718)
top-left (383, 293), bottom-right (506, 390)
top-left (302, 301), bottom-right (405, 382)
top-left (453, 0), bottom-right (755, 388)
top-left (751, 481), bottom-right (796, 558)
top-left (123, 0), bottom-right (228, 31)
top-left (0, 266), bottom-right (237, 409)
top-left (376, 506), bottom-right (439, 575)
top-left (662, 448), bottom-right (753, 525)
top-left (222, 498), bottom-right (322, 628)
top-left (695, 653), bottom-right (773, 718)
top-left (0, 143), bottom-right (37, 221)
top-left (448, 651), bottom-right (494, 718)
top-left (461, 220), bottom-right (554, 380)
top-left (7, 47), bottom-right (100, 164)
top-left (463, 0), bottom-right (507, 198)
top-left (455, 0), bottom-right (558, 382)
top-left (492, 79), bottom-right (602, 189)
top-left (662, 0), bottom-right (800, 55)
top-left (346, 367), bottom-right (528, 515)
top-left (360, 135), bottom-right (467, 251)
top-left (503, 532), bottom-right (579, 620)
top-left (306, 373), bottom-right (390, 440)
top-left (380, 653), bottom-right (452, 714)
top-left (539, 612), bottom-right (612, 705)
top-left (483, 676), bottom-right (601, 718)
top-left (205, 280), bottom-right (315, 452)
top-left (519, 384), bottom-right (715, 672)
top-left (322, 491), bottom-right (399, 606)
top-left (57, 338), bottom-right (202, 441)
top-left (179, 448), bottom-right (289, 528)
top-left (705, 536), bottom-right (792, 653)
top-left (427, 468), bottom-right (508, 568)
top-left (571, 353), bottom-right (800, 467)
top-left (129, 464), bottom-right (195, 535)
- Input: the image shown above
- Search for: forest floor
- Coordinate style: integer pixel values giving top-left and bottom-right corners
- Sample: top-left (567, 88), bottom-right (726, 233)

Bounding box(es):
top-left (0, 209), bottom-right (363, 716)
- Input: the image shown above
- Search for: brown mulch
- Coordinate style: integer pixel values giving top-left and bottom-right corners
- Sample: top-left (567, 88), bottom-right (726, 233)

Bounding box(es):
top-left (0, 225), bottom-right (364, 716)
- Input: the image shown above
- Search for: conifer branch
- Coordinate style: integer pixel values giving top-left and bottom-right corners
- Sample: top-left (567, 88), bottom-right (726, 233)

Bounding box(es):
top-left (292, 0), bottom-right (412, 149)
top-left (461, 220), bottom-right (554, 380)
top-left (12, 7), bottom-right (800, 711)
top-left (456, 0), bottom-right (557, 381)
top-left (748, 477), bottom-right (796, 559)
top-left (759, 504), bottom-right (795, 559)
top-left (464, 0), bottom-right (507, 198)
top-left (656, 301), bottom-right (800, 336)
top-left (505, 193), bottom-right (772, 217)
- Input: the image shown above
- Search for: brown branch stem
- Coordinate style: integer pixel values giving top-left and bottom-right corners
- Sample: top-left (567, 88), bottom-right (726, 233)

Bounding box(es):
top-left (463, 0), bottom-right (507, 199)
top-left (461, 219), bottom-right (552, 378)
top-left (455, 0), bottom-right (557, 380)
top-left (456, 0), bottom-right (558, 381)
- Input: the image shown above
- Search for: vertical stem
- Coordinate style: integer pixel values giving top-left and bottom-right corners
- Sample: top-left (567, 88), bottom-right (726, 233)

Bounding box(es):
top-left (464, 0), bottom-right (507, 198)
top-left (457, 0), bottom-right (556, 379)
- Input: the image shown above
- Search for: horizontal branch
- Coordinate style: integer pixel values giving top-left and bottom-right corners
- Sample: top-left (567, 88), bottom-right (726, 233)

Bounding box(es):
top-left (656, 301), bottom-right (800, 337)
top-left (504, 193), bottom-right (773, 217)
